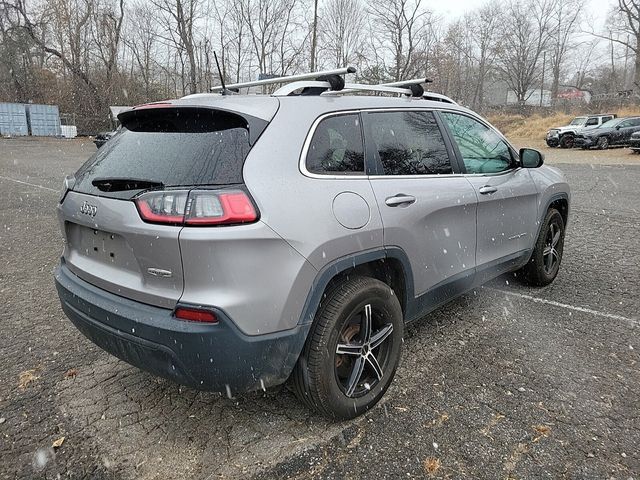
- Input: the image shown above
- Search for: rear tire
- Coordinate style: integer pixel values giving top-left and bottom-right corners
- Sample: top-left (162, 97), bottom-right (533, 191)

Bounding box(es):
top-left (519, 208), bottom-right (565, 286)
top-left (597, 136), bottom-right (610, 150)
top-left (292, 276), bottom-right (403, 419)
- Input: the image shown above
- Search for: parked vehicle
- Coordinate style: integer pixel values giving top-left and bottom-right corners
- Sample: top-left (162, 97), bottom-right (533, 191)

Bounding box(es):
top-left (629, 131), bottom-right (640, 153)
top-left (574, 116), bottom-right (640, 150)
top-left (94, 106), bottom-right (129, 148)
top-left (93, 130), bottom-right (116, 148)
top-left (546, 114), bottom-right (616, 148)
top-left (54, 69), bottom-right (570, 419)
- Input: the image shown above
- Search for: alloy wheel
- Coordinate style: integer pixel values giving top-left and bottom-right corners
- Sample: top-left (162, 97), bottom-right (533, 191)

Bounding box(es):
top-left (598, 137), bottom-right (609, 149)
top-left (542, 221), bottom-right (562, 274)
top-left (334, 303), bottom-right (394, 398)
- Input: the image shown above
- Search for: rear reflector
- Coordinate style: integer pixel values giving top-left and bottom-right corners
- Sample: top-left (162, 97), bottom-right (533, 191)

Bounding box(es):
top-left (174, 307), bottom-right (218, 323)
top-left (134, 188), bottom-right (257, 226)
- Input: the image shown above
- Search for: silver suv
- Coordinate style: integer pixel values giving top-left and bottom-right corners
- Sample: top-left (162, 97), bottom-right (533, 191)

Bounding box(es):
top-left (54, 71), bottom-right (570, 419)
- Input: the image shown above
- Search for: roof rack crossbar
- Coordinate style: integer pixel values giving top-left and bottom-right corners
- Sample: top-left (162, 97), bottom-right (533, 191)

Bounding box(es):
top-left (272, 81), bottom-right (414, 97)
top-left (210, 67), bottom-right (355, 92)
top-left (335, 78), bottom-right (429, 95)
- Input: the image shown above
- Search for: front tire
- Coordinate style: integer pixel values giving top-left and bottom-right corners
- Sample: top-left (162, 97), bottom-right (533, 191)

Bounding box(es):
top-left (559, 134), bottom-right (574, 149)
top-left (520, 208), bottom-right (565, 286)
top-left (292, 276), bottom-right (404, 419)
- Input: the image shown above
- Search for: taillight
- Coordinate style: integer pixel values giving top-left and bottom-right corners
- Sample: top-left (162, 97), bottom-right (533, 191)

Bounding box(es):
top-left (174, 306), bottom-right (218, 323)
top-left (134, 189), bottom-right (257, 226)
top-left (135, 190), bottom-right (188, 224)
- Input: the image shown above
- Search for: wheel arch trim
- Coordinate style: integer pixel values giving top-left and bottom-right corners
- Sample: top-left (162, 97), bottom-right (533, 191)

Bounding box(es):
top-left (297, 247), bottom-right (415, 326)
top-left (535, 192), bottom-right (570, 241)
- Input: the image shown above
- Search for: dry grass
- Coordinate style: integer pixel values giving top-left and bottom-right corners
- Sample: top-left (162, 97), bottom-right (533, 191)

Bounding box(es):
top-left (423, 457), bottom-right (441, 475)
top-left (487, 107), bottom-right (640, 139)
top-left (18, 369), bottom-right (40, 389)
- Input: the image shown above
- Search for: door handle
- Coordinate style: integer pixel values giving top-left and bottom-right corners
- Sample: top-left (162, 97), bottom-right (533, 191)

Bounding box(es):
top-left (385, 194), bottom-right (416, 207)
top-left (479, 185), bottom-right (498, 195)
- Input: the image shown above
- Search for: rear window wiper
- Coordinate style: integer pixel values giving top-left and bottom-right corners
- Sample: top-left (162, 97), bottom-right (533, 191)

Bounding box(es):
top-left (91, 178), bottom-right (164, 192)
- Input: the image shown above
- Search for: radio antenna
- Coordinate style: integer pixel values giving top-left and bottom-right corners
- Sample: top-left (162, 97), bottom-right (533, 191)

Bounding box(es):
top-left (213, 52), bottom-right (227, 94)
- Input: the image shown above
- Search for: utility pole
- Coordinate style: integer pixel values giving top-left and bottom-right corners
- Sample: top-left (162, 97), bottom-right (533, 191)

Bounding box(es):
top-left (310, 0), bottom-right (318, 71)
top-left (540, 51), bottom-right (546, 107)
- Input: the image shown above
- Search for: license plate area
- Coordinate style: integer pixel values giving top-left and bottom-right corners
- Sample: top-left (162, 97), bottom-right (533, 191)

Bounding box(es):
top-left (66, 223), bottom-right (137, 272)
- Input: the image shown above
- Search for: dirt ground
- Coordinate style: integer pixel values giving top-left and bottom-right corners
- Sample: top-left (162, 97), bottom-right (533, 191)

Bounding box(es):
top-left (0, 136), bottom-right (638, 479)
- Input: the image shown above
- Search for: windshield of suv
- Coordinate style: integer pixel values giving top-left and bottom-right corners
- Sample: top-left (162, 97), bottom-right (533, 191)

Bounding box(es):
top-left (569, 117), bottom-right (587, 126)
top-left (600, 118), bottom-right (624, 129)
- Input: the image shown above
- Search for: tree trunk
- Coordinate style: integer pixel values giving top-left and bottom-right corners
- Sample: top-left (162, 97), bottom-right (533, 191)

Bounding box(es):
top-left (310, 0), bottom-right (318, 70)
top-left (635, 34), bottom-right (640, 92)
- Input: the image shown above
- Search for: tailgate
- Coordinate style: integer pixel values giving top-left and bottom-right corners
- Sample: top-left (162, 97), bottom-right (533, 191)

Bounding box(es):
top-left (59, 191), bottom-right (183, 309)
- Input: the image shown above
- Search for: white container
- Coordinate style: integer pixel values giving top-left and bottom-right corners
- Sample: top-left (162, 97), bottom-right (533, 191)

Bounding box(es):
top-left (61, 125), bottom-right (78, 138)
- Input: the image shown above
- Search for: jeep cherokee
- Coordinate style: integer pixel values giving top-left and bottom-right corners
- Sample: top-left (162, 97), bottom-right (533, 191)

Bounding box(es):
top-left (54, 73), bottom-right (570, 419)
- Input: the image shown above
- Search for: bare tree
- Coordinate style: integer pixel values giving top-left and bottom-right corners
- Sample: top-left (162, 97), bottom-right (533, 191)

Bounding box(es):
top-left (494, 0), bottom-right (555, 105)
top-left (240, 0), bottom-right (306, 81)
top-left (3, 0), bottom-right (103, 107)
top-left (320, 0), bottom-right (366, 68)
top-left (569, 38), bottom-right (602, 90)
top-left (92, 0), bottom-right (125, 94)
top-left (467, 1), bottom-right (501, 110)
top-left (368, 0), bottom-right (434, 81)
top-left (150, 0), bottom-right (203, 94)
top-left (611, 0), bottom-right (640, 91)
top-left (548, 0), bottom-right (581, 103)
top-left (216, 1), bottom-right (249, 83)
top-left (124, 2), bottom-right (158, 97)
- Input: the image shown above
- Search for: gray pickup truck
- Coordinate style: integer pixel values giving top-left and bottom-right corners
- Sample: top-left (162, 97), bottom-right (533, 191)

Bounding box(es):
top-left (546, 114), bottom-right (616, 148)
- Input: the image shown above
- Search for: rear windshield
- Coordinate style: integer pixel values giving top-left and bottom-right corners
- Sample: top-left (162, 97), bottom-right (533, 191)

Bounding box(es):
top-left (73, 108), bottom-right (266, 199)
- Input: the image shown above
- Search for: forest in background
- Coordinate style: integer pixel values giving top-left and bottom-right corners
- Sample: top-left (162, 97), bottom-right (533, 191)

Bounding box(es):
top-left (1, 0), bottom-right (639, 131)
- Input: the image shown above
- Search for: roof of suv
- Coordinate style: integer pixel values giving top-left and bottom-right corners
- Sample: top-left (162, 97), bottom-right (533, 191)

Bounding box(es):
top-left (162, 93), bottom-right (469, 121)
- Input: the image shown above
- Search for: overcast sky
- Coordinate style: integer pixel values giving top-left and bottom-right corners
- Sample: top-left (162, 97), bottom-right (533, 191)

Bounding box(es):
top-left (431, 0), bottom-right (613, 30)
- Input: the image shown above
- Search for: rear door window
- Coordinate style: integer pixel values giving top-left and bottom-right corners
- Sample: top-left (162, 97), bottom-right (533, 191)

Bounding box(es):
top-left (441, 112), bottom-right (513, 174)
top-left (305, 114), bottom-right (365, 175)
top-left (363, 111), bottom-right (453, 175)
top-left (73, 108), bottom-right (265, 199)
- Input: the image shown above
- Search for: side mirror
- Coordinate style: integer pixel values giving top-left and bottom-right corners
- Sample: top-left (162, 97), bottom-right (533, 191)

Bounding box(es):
top-left (520, 148), bottom-right (544, 168)
top-left (615, 125), bottom-right (622, 130)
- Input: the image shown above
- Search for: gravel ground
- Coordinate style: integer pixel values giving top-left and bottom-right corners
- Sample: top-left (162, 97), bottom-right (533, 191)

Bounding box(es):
top-left (0, 137), bottom-right (638, 479)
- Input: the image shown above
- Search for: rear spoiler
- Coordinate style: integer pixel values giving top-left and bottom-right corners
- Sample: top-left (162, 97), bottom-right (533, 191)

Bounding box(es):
top-left (117, 105), bottom-right (269, 145)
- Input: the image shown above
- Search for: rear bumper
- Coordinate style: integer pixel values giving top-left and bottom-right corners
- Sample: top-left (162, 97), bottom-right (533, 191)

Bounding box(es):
top-left (629, 139), bottom-right (640, 150)
top-left (54, 261), bottom-right (309, 393)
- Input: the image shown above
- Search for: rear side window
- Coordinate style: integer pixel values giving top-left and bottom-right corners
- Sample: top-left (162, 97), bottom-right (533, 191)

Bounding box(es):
top-left (586, 118), bottom-right (598, 126)
top-left (441, 112), bottom-right (513, 174)
top-left (364, 111), bottom-right (453, 175)
top-left (73, 108), bottom-right (265, 199)
top-left (305, 114), bottom-right (364, 175)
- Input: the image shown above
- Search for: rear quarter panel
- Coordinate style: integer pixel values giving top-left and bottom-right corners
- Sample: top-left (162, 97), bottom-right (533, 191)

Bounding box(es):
top-left (242, 98), bottom-right (385, 269)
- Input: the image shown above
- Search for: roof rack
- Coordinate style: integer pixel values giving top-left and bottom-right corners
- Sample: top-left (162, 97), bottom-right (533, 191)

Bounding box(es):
top-left (272, 81), bottom-right (423, 97)
top-left (207, 67), bottom-right (457, 104)
top-left (209, 67), bottom-right (355, 93)
top-left (272, 78), bottom-right (457, 104)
